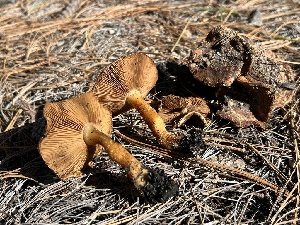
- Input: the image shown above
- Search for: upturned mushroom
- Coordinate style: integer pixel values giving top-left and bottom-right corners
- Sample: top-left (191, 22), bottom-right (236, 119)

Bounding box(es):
top-left (39, 92), bottom-right (148, 188)
top-left (91, 52), bottom-right (179, 149)
top-left (159, 95), bottom-right (210, 127)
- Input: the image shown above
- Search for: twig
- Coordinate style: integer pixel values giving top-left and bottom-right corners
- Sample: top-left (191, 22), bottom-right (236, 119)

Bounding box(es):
top-left (237, 193), bottom-right (253, 225)
top-left (204, 141), bottom-right (246, 153)
top-left (102, 214), bottom-right (135, 225)
top-left (171, 19), bottom-right (191, 52)
top-left (290, 118), bottom-right (300, 224)
top-left (4, 109), bottom-right (23, 132)
top-left (203, 136), bottom-right (246, 153)
top-left (245, 143), bottom-right (291, 185)
top-left (0, 170), bottom-right (38, 183)
top-left (270, 182), bottom-right (299, 224)
top-left (115, 131), bottom-right (290, 197)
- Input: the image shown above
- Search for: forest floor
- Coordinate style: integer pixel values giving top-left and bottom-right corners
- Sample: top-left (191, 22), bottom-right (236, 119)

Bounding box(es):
top-left (0, 0), bottom-right (300, 224)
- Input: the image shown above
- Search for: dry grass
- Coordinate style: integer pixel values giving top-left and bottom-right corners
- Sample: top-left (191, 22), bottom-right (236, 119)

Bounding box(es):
top-left (0, 0), bottom-right (300, 224)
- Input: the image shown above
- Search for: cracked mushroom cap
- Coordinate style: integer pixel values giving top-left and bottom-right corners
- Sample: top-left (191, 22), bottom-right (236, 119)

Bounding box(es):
top-left (187, 25), bottom-right (295, 124)
top-left (39, 92), bottom-right (112, 180)
top-left (92, 52), bottom-right (158, 115)
top-left (186, 25), bottom-right (245, 87)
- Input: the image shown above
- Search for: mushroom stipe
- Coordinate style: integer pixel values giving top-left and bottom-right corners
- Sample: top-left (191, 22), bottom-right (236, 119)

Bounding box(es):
top-left (126, 89), bottom-right (180, 149)
top-left (83, 122), bottom-right (149, 188)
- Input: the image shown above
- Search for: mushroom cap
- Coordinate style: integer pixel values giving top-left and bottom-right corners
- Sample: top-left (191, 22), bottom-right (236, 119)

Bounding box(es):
top-left (39, 92), bottom-right (112, 180)
top-left (187, 25), bottom-right (244, 87)
top-left (92, 52), bottom-right (158, 114)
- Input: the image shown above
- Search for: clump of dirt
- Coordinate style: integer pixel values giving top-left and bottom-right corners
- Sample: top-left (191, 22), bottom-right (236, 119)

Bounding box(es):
top-left (139, 167), bottom-right (178, 203)
top-left (175, 128), bottom-right (205, 155)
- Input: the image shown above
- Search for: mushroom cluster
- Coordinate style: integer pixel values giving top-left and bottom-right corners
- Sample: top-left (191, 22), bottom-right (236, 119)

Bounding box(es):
top-left (38, 26), bottom-right (296, 201)
top-left (39, 53), bottom-right (179, 202)
top-left (39, 91), bottom-right (154, 189)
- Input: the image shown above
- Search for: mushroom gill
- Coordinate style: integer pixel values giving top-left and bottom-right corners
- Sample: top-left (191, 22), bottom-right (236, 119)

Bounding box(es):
top-left (159, 95), bottom-right (210, 127)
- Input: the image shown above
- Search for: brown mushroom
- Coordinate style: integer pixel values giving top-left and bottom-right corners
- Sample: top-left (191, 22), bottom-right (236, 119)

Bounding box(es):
top-left (235, 48), bottom-right (295, 121)
top-left (39, 92), bottom-right (148, 188)
top-left (186, 25), bottom-right (244, 87)
top-left (185, 25), bottom-right (295, 126)
top-left (159, 95), bottom-right (210, 127)
top-left (91, 53), bottom-right (179, 149)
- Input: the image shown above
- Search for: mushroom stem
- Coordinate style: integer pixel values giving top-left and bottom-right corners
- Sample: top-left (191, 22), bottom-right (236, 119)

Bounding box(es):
top-left (126, 90), bottom-right (179, 149)
top-left (83, 123), bottom-right (148, 188)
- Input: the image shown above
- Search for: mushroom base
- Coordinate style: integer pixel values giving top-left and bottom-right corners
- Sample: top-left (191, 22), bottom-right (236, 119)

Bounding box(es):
top-left (83, 123), bottom-right (148, 188)
top-left (139, 167), bottom-right (178, 203)
top-left (126, 89), bottom-right (180, 149)
top-left (174, 128), bottom-right (205, 154)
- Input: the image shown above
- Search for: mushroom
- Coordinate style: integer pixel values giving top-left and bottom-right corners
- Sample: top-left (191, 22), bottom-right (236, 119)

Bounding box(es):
top-left (39, 92), bottom-right (148, 188)
top-left (185, 25), bottom-right (295, 126)
top-left (186, 25), bottom-right (244, 87)
top-left (235, 48), bottom-right (295, 121)
top-left (91, 52), bottom-right (179, 149)
top-left (159, 95), bottom-right (210, 127)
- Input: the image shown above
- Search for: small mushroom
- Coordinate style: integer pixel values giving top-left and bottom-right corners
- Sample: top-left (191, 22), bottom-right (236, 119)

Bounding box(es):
top-left (92, 53), bottom-right (179, 149)
top-left (39, 92), bottom-right (148, 188)
top-left (159, 95), bottom-right (210, 127)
